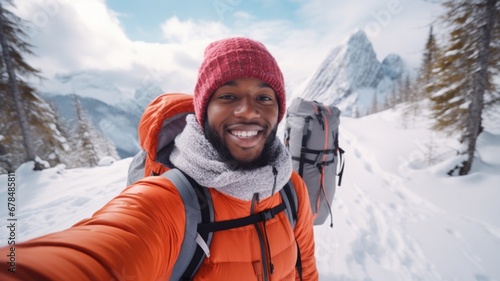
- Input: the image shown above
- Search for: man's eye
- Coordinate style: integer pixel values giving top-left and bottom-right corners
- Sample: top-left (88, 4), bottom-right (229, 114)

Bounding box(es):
top-left (258, 96), bottom-right (273, 101)
top-left (219, 94), bottom-right (236, 100)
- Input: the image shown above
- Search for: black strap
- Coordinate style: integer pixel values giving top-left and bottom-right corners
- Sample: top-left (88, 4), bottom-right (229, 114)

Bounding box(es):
top-left (197, 203), bottom-right (286, 234)
top-left (284, 126), bottom-right (291, 149)
top-left (180, 175), bottom-right (300, 280)
top-left (333, 130), bottom-right (339, 155)
top-left (332, 130), bottom-right (346, 186)
top-left (301, 147), bottom-right (336, 154)
top-left (312, 102), bottom-right (325, 130)
top-left (337, 147), bottom-right (345, 186)
top-left (292, 156), bottom-right (336, 167)
top-left (298, 117), bottom-right (312, 176)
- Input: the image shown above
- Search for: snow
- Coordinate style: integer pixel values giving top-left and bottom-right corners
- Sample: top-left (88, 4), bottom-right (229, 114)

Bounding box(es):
top-left (98, 156), bottom-right (116, 166)
top-left (34, 156), bottom-right (50, 169)
top-left (1, 106), bottom-right (499, 281)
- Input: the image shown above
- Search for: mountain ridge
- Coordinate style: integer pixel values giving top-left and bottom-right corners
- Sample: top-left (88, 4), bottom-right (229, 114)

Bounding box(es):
top-left (295, 30), bottom-right (408, 116)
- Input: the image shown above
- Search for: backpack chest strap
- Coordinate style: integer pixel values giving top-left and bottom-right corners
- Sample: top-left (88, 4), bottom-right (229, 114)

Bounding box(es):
top-left (197, 203), bottom-right (287, 234)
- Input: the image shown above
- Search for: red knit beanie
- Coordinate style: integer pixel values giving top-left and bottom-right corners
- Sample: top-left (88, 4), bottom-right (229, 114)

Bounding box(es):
top-left (194, 37), bottom-right (286, 127)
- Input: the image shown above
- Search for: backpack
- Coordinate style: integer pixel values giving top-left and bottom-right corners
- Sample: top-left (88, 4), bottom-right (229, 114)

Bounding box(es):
top-left (127, 93), bottom-right (303, 280)
top-left (284, 97), bottom-right (345, 227)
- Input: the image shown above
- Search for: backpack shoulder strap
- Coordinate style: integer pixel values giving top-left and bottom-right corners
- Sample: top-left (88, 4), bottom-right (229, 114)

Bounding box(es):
top-left (279, 180), bottom-right (303, 280)
top-left (279, 180), bottom-right (298, 228)
top-left (163, 171), bottom-right (301, 280)
top-left (161, 169), bottom-right (214, 281)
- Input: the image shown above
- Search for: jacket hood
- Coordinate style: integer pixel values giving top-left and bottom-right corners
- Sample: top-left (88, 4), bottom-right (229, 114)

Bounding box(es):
top-left (138, 93), bottom-right (194, 177)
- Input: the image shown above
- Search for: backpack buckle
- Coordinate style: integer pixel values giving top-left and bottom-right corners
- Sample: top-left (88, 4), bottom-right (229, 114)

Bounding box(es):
top-left (260, 209), bottom-right (275, 221)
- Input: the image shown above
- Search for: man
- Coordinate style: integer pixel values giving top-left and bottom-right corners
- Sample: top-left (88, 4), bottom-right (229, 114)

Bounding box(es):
top-left (0, 37), bottom-right (318, 280)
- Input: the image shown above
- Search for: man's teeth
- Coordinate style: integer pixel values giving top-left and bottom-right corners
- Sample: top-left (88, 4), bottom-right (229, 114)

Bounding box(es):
top-left (231, 130), bottom-right (258, 138)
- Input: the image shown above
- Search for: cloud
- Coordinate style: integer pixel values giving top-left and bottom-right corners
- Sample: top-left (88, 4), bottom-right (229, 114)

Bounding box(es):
top-left (233, 10), bottom-right (255, 21)
top-left (161, 16), bottom-right (231, 43)
top-left (11, 0), bottom-right (443, 101)
top-left (295, 0), bottom-right (443, 69)
top-left (14, 0), bottom-right (134, 75)
top-left (12, 0), bottom-right (204, 96)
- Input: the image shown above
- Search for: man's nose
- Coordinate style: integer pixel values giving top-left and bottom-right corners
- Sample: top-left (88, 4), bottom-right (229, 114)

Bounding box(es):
top-left (234, 97), bottom-right (260, 119)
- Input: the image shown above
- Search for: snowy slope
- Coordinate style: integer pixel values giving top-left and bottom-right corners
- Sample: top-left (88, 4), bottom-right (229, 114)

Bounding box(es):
top-left (1, 106), bottom-right (499, 281)
top-left (315, 107), bottom-right (500, 280)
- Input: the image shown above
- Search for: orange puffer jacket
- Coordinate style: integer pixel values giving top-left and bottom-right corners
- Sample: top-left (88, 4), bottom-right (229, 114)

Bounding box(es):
top-left (0, 172), bottom-right (318, 280)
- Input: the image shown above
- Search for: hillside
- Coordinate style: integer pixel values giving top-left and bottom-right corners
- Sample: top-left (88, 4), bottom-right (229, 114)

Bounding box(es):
top-left (1, 104), bottom-right (499, 280)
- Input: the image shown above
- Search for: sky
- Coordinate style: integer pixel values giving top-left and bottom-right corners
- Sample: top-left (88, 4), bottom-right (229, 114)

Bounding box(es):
top-left (11, 0), bottom-right (444, 98)
top-left (2, 103), bottom-right (499, 280)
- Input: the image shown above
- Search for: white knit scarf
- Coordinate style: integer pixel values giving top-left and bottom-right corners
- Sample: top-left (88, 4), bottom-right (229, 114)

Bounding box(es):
top-left (169, 115), bottom-right (292, 201)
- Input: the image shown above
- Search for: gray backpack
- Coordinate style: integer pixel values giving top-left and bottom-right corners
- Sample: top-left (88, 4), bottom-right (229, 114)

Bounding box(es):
top-left (284, 97), bottom-right (345, 227)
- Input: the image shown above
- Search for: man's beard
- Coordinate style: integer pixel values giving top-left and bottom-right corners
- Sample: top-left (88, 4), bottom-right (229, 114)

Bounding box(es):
top-left (204, 120), bottom-right (278, 170)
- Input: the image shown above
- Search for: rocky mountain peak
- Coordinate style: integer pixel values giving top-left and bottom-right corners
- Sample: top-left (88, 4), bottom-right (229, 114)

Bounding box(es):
top-left (297, 29), bottom-right (408, 116)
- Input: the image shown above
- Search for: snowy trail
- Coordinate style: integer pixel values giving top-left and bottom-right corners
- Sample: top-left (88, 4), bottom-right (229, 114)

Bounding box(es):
top-left (315, 123), bottom-right (443, 280)
top-left (314, 117), bottom-right (500, 281)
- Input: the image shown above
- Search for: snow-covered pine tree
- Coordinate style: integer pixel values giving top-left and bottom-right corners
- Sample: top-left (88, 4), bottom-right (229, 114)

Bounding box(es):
top-left (420, 26), bottom-right (439, 99)
top-left (400, 74), bottom-right (419, 128)
top-left (401, 74), bottom-right (413, 104)
top-left (386, 77), bottom-right (403, 109)
top-left (368, 92), bottom-right (378, 115)
top-left (71, 94), bottom-right (100, 167)
top-left (70, 94), bottom-right (119, 167)
top-left (430, 15), bottom-right (474, 137)
top-left (0, 1), bottom-right (70, 172)
top-left (430, 0), bottom-right (499, 175)
top-left (24, 86), bottom-right (71, 167)
top-left (401, 27), bottom-right (438, 128)
top-left (0, 1), bottom-right (37, 164)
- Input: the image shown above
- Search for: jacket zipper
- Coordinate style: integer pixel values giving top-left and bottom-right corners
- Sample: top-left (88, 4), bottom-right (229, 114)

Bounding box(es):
top-left (252, 167), bottom-right (279, 281)
top-left (252, 193), bottom-right (270, 281)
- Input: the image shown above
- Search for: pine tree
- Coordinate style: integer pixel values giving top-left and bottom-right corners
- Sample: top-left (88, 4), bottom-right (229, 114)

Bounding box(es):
top-left (70, 94), bottom-right (119, 167)
top-left (401, 74), bottom-right (412, 103)
top-left (0, 1), bottom-right (37, 164)
top-left (401, 75), bottom-right (418, 128)
top-left (26, 90), bottom-right (71, 165)
top-left (0, 1), bottom-right (70, 171)
top-left (72, 94), bottom-right (100, 167)
top-left (421, 26), bottom-right (439, 99)
top-left (369, 92), bottom-right (378, 114)
top-left (430, 0), bottom-right (499, 175)
top-left (403, 27), bottom-right (439, 127)
top-left (387, 78), bottom-right (402, 108)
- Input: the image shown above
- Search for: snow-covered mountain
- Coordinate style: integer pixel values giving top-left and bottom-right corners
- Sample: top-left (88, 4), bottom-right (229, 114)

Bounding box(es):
top-left (39, 31), bottom-right (408, 158)
top-left (40, 71), bottom-right (167, 158)
top-left (44, 94), bottom-right (141, 157)
top-left (296, 30), bottom-right (408, 116)
top-left (53, 72), bottom-right (124, 106)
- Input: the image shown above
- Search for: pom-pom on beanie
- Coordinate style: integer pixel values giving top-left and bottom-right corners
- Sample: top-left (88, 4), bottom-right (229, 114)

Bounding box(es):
top-left (194, 37), bottom-right (286, 127)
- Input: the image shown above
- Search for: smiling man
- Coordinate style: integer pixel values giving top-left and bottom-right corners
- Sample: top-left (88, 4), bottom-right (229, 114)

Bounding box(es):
top-left (204, 78), bottom-right (279, 169)
top-left (0, 37), bottom-right (318, 281)
top-left (168, 38), bottom-right (318, 280)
